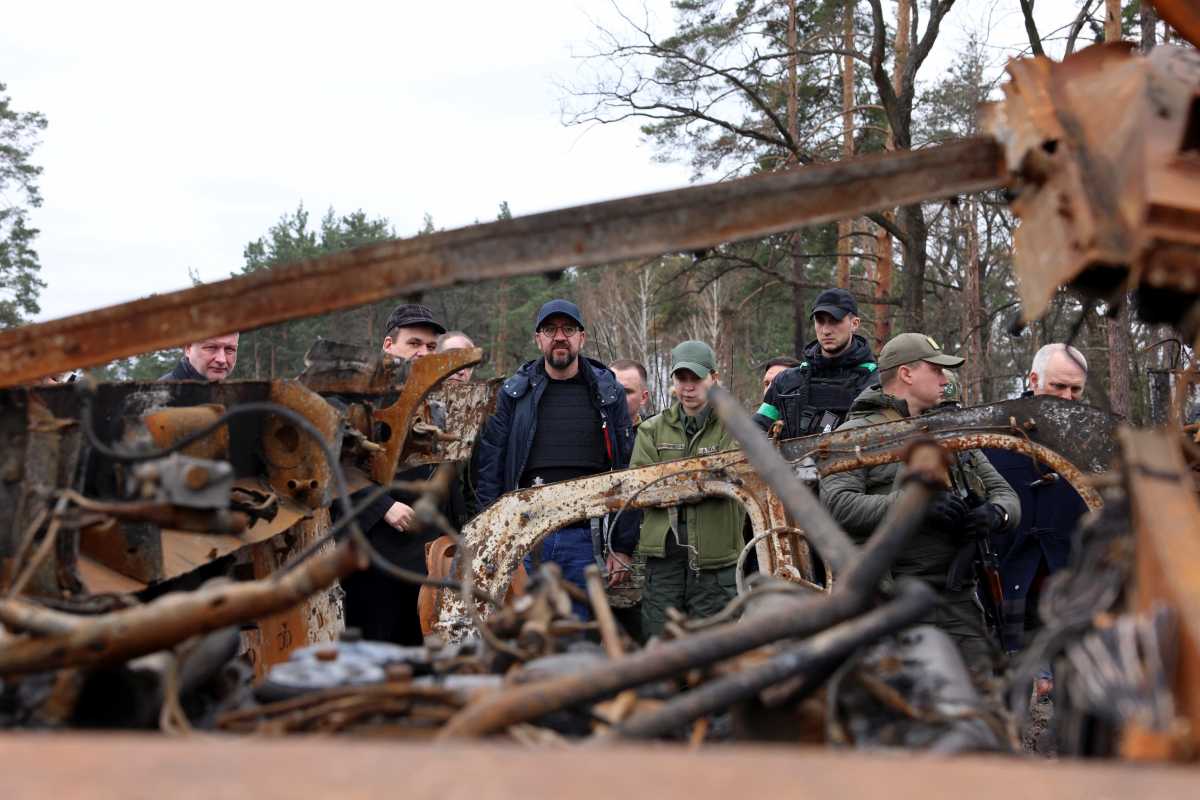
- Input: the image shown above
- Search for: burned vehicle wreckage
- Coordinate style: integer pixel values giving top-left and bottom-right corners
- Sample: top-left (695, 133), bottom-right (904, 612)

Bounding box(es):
top-left (3, 32), bottom-right (1200, 796)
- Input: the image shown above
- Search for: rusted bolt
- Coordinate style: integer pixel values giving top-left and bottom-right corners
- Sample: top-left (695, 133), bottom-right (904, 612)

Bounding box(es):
top-left (385, 663), bottom-right (414, 682)
top-left (183, 464), bottom-right (210, 490)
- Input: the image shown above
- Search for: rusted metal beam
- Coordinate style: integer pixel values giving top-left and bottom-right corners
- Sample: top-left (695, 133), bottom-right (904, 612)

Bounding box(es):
top-left (782, 396), bottom-right (1117, 478)
top-left (0, 138), bottom-right (1006, 387)
top-left (3, 735), bottom-right (1199, 800)
top-left (1121, 427), bottom-right (1200, 759)
top-left (709, 387), bottom-right (857, 573)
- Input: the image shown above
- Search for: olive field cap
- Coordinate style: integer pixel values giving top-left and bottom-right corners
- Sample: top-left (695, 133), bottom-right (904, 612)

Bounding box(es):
top-left (810, 287), bottom-right (859, 320)
top-left (534, 299), bottom-right (585, 331)
top-left (671, 340), bottom-right (717, 379)
top-left (385, 303), bottom-right (446, 335)
top-left (877, 332), bottom-right (965, 371)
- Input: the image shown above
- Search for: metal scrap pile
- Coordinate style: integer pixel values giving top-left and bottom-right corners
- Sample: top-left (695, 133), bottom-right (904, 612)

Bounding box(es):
top-left (0, 371), bottom-right (1112, 754)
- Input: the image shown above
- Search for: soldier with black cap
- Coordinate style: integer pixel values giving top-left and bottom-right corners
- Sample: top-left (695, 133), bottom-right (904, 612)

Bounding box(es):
top-left (754, 287), bottom-right (878, 438)
top-left (819, 333), bottom-right (1020, 677)
top-left (475, 299), bottom-right (637, 612)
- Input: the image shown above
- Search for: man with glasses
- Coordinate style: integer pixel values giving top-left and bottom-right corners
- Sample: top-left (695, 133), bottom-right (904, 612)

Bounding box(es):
top-left (476, 299), bottom-right (637, 609)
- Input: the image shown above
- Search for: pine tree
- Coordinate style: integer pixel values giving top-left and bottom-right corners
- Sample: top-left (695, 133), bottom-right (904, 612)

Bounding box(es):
top-left (0, 83), bottom-right (48, 327)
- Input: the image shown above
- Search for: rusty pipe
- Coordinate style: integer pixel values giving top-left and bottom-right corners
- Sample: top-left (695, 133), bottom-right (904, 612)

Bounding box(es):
top-left (709, 387), bottom-right (858, 574)
top-left (609, 579), bottom-right (937, 740)
top-left (818, 432), bottom-right (1102, 511)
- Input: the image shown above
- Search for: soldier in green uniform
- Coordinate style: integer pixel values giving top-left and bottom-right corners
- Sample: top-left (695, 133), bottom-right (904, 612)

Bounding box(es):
top-left (819, 333), bottom-right (1020, 676)
top-left (632, 341), bottom-right (746, 638)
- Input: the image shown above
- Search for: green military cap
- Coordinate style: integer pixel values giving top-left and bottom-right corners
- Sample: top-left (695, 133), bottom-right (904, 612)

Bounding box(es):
top-left (671, 340), bottom-right (717, 378)
top-left (877, 332), bottom-right (965, 371)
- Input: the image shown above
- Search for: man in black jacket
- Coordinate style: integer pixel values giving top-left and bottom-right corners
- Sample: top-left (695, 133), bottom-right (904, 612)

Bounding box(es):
top-left (476, 300), bottom-right (637, 611)
top-left (159, 333), bottom-right (240, 381)
top-left (339, 304), bottom-right (457, 645)
top-left (753, 288), bottom-right (877, 438)
top-left (985, 343), bottom-right (1089, 654)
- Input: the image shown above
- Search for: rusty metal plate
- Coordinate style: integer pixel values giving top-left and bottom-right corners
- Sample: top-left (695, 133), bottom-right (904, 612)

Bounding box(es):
top-left (981, 43), bottom-right (1200, 322)
top-left (261, 380), bottom-right (343, 509)
top-left (787, 395), bottom-right (1117, 478)
top-left (369, 349), bottom-right (481, 484)
top-left (1, 735), bottom-right (1198, 800)
top-left (402, 378), bottom-right (499, 468)
top-left (1122, 427), bottom-right (1200, 758)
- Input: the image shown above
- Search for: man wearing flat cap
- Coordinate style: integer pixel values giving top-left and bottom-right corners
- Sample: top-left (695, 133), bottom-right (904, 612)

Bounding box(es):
top-left (339, 303), bottom-right (462, 645)
top-left (820, 332), bottom-right (1020, 676)
top-left (476, 299), bottom-right (637, 613)
top-left (754, 287), bottom-right (878, 438)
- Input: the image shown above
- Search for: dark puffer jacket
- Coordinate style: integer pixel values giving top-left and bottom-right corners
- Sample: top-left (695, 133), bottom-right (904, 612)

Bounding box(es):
top-left (754, 334), bottom-right (877, 437)
top-left (159, 356), bottom-right (206, 381)
top-left (475, 356), bottom-right (637, 552)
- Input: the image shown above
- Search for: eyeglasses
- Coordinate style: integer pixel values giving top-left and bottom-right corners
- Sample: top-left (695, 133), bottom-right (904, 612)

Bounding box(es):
top-left (537, 324), bottom-right (581, 337)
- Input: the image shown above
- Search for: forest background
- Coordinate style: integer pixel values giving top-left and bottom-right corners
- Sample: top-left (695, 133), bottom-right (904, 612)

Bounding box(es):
top-left (5, 1), bottom-right (1185, 421)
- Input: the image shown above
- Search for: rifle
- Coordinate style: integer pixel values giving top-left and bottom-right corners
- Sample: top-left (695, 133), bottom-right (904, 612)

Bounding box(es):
top-left (946, 456), bottom-right (1005, 633)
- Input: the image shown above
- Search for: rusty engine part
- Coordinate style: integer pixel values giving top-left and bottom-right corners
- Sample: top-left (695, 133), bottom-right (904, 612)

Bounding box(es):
top-left (827, 625), bottom-right (1004, 752)
top-left (981, 44), bottom-right (1200, 338)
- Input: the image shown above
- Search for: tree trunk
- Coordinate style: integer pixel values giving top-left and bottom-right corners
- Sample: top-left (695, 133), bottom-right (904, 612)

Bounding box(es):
top-left (1141, 0), bottom-right (1158, 50)
top-left (873, 223), bottom-right (893, 350)
top-left (1104, 1), bottom-right (1133, 419)
top-left (876, 0), bottom-right (913, 334)
top-left (787, 0), bottom-right (807, 352)
top-left (960, 198), bottom-right (984, 404)
top-left (836, 0), bottom-right (855, 288)
top-left (891, 0), bottom-right (925, 330)
top-left (1106, 0), bottom-right (1122, 42)
top-left (494, 279), bottom-right (510, 376)
top-left (792, 237), bottom-right (808, 358)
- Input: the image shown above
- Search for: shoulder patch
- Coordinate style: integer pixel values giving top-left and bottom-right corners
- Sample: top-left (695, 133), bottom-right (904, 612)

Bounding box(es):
top-left (860, 362), bottom-right (877, 372)
top-left (756, 403), bottom-right (781, 421)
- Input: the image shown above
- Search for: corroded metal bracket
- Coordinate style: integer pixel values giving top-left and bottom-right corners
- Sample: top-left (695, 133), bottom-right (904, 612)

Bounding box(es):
top-left (368, 348), bottom-right (482, 484)
top-left (1122, 427), bottom-right (1200, 759)
top-left (788, 395), bottom-right (1117, 489)
top-left (434, 451), bottom-right (802, 640)
top-left (441, 398), bottom-right (1115, 640)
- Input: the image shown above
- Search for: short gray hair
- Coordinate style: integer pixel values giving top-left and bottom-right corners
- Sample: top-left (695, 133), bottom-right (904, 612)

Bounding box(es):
top-left (1031, 343), bottom-right (1088, 378)
top-left (436, 331), bottom-right (475, 351)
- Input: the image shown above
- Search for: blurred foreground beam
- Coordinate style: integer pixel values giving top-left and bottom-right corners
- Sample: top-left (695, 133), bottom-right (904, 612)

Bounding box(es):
top-left (0, 137), bottom-right (1005, 387)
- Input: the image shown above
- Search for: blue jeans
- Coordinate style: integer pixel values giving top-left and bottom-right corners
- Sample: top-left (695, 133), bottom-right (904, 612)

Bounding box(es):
top-left (523, 524), bottom-right (597, 620)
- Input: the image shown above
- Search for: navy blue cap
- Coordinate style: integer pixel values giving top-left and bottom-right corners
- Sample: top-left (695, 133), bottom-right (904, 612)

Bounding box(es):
top-left (534, 299), bottom-right (585, 331)
top-left (810, 287), bottom-right (859, 320)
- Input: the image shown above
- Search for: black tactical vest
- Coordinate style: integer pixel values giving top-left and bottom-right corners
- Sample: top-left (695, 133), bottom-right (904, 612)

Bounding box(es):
top-left (776, 361), bottom-right (877, 438)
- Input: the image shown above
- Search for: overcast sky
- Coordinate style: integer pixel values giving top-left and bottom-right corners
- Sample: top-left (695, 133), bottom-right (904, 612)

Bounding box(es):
top-left (3, 1), bottom-right (1086, 322)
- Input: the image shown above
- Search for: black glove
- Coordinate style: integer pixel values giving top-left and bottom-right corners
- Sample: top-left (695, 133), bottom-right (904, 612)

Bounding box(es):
top-left (925, 492), bottom-right (969, 533)
top-left (963, 502), bottom-right (1006, 540)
